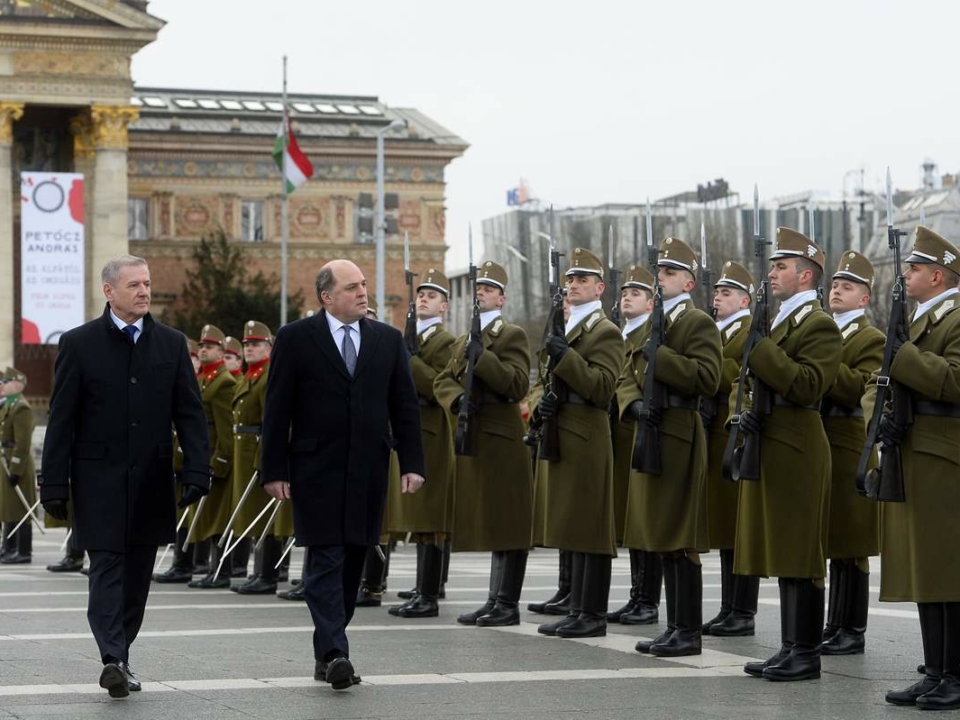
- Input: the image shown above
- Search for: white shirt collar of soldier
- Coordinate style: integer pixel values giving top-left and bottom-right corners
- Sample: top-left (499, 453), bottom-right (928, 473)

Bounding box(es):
top-left (662, 292), bottom-right (691, 316)
top-left (913, 287), bottom-right (960, 324)
top-left (416, 316), bottom-right (442, 335)
top-left (716, 308), bottom-right (750, 332)
top-left (832, 308), bottom-right (866, 329)
top-left (565, 299), bottom-right (603, 336)
top-left (325, 311), bottom-right (361, 354)
top-left (110, 309), bottom-right (144, 342)
top-left (622, 313), bottom-right (649, 339)
top-left (479, 309), bottom-right (502, 331)
top-left (772, 289), bottom-right (818, 329)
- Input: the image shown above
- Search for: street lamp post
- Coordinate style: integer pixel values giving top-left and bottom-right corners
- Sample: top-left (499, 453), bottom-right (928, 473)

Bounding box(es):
top-left (376, 118), bottom-right (407, 317)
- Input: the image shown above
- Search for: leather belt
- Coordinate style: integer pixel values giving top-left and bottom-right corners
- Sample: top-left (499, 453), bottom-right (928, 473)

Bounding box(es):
top-left (915, 400), bottom-right (960, 418)
top-left (233, 424), bottom-right (261, 434)
top-left (479, 391), bottom-right (516, 405)
top-left (0, 441), bottom-right (13, 449)
top-left (822, 405), bottom-right (864, 418)
top-left (566, 391), bottom-right (594, 406)
top-left (772, 394), bottom-right (820, 411)
top-left (668, 395), bottom-right (700, 410)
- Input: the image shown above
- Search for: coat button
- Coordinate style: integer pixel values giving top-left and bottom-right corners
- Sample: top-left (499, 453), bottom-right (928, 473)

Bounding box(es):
top-left (130, 377), bottom-right (138, 384)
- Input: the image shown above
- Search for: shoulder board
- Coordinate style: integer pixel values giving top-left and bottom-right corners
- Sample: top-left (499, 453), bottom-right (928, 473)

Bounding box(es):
top-left (668, 302), bottom-right (687, 324)
top-left (791, 304), bottom-right (814, 327)
top-left (933, 298), bottom-right (958, 323)
top-left (584, 311), bottom-right (602, 331)
top-left (489, 318), bottom-right (504, 336)
top-left (724, 320), bottom-right (743, 342)
top-left (841, 322), bottom-right (860, 341)
top-left (421, 325), bottom-right (438, 343)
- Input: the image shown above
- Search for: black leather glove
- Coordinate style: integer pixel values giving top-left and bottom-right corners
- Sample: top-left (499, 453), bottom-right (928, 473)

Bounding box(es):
top-left (7, 473), bottom-right (19, 488)
top-left (466, 334), bottom-right (484, 363)
top-left (43, 499), bottom-right (69, 522)
top-left (405, 335), bottom-right (420, 358)
top-left (878, 414), bottom-right (905, 447)
top-left (628, 401), bottom-right (643, 421)
top-left (699, 409), bottom-right (713, 429)
top-left (738, 410), bottom-right (763, 436)
top-left (545, 334), bottom-right (569, 363)
top-left (178, 483), bottom-right (208, 509)
top-left (891, 328), bottom-right (908, 356)
top-left (538, 394), bottom-right (559, 420)
top-left (452, 395), bottom-right (475, 416)
top-left (641, 339), bottom-right (658, 362)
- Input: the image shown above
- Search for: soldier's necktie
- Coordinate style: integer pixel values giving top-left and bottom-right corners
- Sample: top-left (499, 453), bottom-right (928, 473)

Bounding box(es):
top-left (123, 325), bottom-right (138, 343)
top-left (342, 325), bottom-right (357, 376)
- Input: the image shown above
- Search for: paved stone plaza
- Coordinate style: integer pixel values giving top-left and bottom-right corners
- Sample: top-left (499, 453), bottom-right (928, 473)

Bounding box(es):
top-left (0, 533), bottom-right (928, 719)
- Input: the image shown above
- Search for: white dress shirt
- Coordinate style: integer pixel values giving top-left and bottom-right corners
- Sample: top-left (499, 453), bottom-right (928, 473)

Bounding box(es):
top-left (325, 312), bottom-right (361, 359)
top-left (110, 309), bottom-right (144, 344)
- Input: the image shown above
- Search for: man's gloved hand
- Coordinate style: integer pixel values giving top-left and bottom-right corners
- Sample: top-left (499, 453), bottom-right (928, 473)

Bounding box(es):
top-left (43, 499), bottom-right (69, 522)
top-left (878, 414), bottom-right (905, 447)
top-left (545, 334), bottom-right (569, 363)
top-left (738, 410), bottom-right (763, 436)
top-left (699, 409), bottom-right (713, 429)
top-left (891, 328), bottom-right (908, 356)
top-left (452, 395), bottom-right (476, 416)
top-left (466, 334), bottom-right (484, 363)
top-left (628, 401), bottom-right (644, 421)
top-left (7, 473), bottom-right (19, 488)
top-left (538, 394), bottom-right (559, 420)
top-left (641, 339), bottom-right (658, 362)
top-left (178, 483), bottom-right (208, 509)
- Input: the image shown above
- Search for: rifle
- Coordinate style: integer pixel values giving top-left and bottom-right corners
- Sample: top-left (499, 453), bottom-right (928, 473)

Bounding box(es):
top-left (608, 224), bottom-right (621, 326)
top-left (700, 221), bottom-right (716, 320)
top-left (402, 231), bottom-right (419, 356)
top-left (855, 168), bottom-right (909, 502)
top-left (632, 200), bottom-right (666, 474)
top-left (722, 184), bottom-right (771, 482)
top-left (454, 225), bottom-right (480, 457)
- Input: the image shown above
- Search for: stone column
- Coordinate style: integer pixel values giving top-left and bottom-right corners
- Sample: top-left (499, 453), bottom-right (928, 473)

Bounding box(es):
top-left (88, 105), bottom-right (139, 318)
top-left (0, 102), bottom-right (25, 367)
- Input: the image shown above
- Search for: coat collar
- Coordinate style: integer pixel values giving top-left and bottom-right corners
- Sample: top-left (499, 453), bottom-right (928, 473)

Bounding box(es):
top-left (311, 309), bottom-right (379, 380)
top-left (910, 295), bottom-right (959, 341)
top-left (771, 298), bottom-right (821, 345)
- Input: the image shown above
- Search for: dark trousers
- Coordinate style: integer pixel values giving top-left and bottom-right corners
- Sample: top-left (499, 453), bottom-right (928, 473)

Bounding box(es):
top-left (86, 545), bottom-right (157, 664)
top-left (303, 544), bottom-right (367, 662)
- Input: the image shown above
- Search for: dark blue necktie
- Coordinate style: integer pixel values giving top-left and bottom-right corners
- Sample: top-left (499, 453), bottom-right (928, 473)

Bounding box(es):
top-left (123, 325), bottom-right (138, 343)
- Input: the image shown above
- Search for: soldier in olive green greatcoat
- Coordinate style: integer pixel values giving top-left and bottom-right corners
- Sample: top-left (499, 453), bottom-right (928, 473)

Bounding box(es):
top-left (702, 261), bottom-right (760, 638)
top-left (819, 252), bottom-right (883, 656)
top-left (186, 324), bottom-right (237, 589)
top-left (386, 268), bottom-right (457, 619)
top-left (734, 228), bottom-right (841, 682)
top-left (617, 239), bottom-right (721, 657)
top-left (531, 248), bottom-right (624, 639)
top-left (870, 227), bottom-right (960, 710)
top-left (0, 367), bottom-right (36, 565)
top-left (229, 321), bottom-right (278, 595)
top-left (606, 265), bottom-right (664, 627)
top-left (435, 262), bottom-right (534, 628)
top-left (223, 336), bottom-right (244, 378)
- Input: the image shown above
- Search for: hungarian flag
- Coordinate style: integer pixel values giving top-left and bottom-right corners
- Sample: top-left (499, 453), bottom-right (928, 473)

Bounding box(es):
top-left (272, 115), bottom-right (314, 193)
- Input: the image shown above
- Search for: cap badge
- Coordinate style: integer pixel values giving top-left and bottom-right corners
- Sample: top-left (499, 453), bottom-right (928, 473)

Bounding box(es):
top-left (945, 251), bottom-right (957, 265)
top-left (806, 245), bottom-right (817, 258)
top-left (848, 252), bottom-right (856, 259)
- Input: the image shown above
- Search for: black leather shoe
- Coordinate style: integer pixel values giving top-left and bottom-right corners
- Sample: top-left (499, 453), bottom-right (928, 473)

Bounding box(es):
top-left (457, 600), bottom-right (495, 626)
top-left (232, 577), bottom-right (278, 595)
top-left (636, 628), bottom-right (673, 654)
top-left (46, 556), bottom-right (84, 573)
top-left (476, 605), bottom-right (520, 627)
top-left (277, 585), bottom-right (306, 601)
top-left (99, 663), bottom-right (129, 699)
top-left (355, 588), bottom-right (383, 607)
top-left (701, 608), bottom-right (730, 635)
top-left (187, 573), bottom-right (230, 589)
top-left (193, 563), bottom-right (210, 576)
top-left (397, 587), bottom-right (417, 600)
top-left (886, 675), bottom-right (942, 706)
top-left (542, 593), bottom-right (571, 616)
top-left (153, 566), bottom-right (193, 583)
top-left (762, 646), bottom-right (821, 682)
top-left (744, 646), bottom-right (791, 677)
top-left (120, 662), bottom-right (141, 691)
top-left (527, 589), bottom-right (566, 615)
top-left (556, 615), bottom-right (606, 638)
top-left (315, 659), bottom-right (361, 685)
top-left (325, 656), bottom-right (357, 691)
top-left (709, 610), bottom-right (756, 637)
top-left (916, 675), bottom-right (960, 710)
top-left (620, 603), bottom-right (659, 625)
top-left (396, 596), bottom-right (438, 618)
top-left (0, 552), bottom-right (31, 564)
top-left (606, 600), bottom-right (637, 623)
top-left (650, 629), bottom-right (701, 657)
top-left (538, 614), bottom-right (577, 637)
top-left (388, 596), bottom-right (417, 617)
top-left (820, 629), bottom-right (864, 655)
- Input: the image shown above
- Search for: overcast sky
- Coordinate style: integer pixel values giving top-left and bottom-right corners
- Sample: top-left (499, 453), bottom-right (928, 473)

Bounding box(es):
top-left (133, 0), bottom-right (956, 268)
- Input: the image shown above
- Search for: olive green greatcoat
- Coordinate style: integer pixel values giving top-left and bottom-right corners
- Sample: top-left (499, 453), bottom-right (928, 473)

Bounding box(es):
top-left (875, 294), bottom-right (960, 602)
top-left (386, 323), bottom-right (456, 540)
top-left (616, 299), bottom-right (721, 552)
top-left (0, 396), bottom-right (36, 523)
top-left (189, 363), bottom-right (236, 542)
top-left (822, 317), bottom-right (883, 560)
top-left (706, 314), bottom-right (750, 550)
top-left (230, 362), bottom-right (272, 536)
top-left (531, 308), bottom-right (624, 556)
top-left (611, 321), bottom-right (647, 544)
top-left (732, 299), bottom-right (841, 579)
top-left (272, 498), bottom-right (295, 538)
top-left (434, 316), bottom-right (533, 552)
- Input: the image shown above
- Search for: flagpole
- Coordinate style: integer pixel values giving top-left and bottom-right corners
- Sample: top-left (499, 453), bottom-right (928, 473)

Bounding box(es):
top-left (280, 54), bottom-right (289, 326)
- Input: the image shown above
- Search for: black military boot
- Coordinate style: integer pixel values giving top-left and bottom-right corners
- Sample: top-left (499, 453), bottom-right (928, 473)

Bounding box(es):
top-left (622, 550), bottom-right (662, 625)
top-left (231, 539), bottom-right (263, 593)
top-left (528, 549), bottom-right (572, 615)
top-left (231, 538), bottom-right (251, 579)
top-left (0, 523), bottom-right (15, 561)
top-left (821, 559), bottom-right (845, 642)
top-left (822, 563), bottom-right (867, 655)
top-left (277, 547), bottom-right (307, 601)
top-left (398, 544), bottom-right (424, 600)
top-left (650, 554), bottom-right (701, 656)
top-left (357, 544), bottom-right (389, 607)
top-left (188, 538), bottom-right (231, 588)
top-left (234, 537), bottom-right (281, 594)
top-left (539, 552), bottom-right (584, 636)
top-left (763, 578), bottom-right (822, 681)
top-left (47, 546), bottom-right (84, 573)
top-left (887, 602), bottom-right (944, 705)
top-left (478, 550), bottom-right (529, 627)
top-left (745, 577), bottom-right (794, 677)
top-left (916, 603), bottom-right (960, 710)
top-left (607, 549), bottom-right (642, 623)
top-left (702, 548), bottom-right (733, 634)
top-left (398, 544), bottom-right (442, 618)
top-left (558, 553), bottom-right (610, 638)
top-left (2, 525), bottom-right (32, 564)
top-left (459, 552), bottom-right (504, 625)
top-left (711, 572), bottom-right (759, 637)
top-left (637, 553), bottom-right (675, 653)
top-left (193, 538), bottom-right (211, 576)
top-left (154, 527), bottom-right (194, 583)
top-left (440, 539), bottom-right (451, 599)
